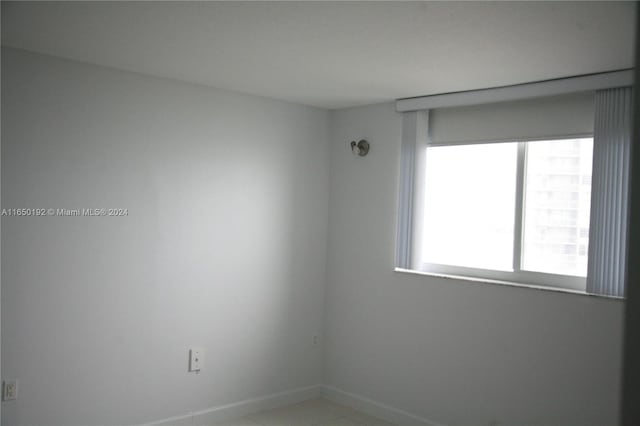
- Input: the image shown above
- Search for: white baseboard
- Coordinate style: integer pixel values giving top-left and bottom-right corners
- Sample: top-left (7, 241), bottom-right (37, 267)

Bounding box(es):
top-left (137, 384), bottom-right (445, 426)
top-left (321, 385), bottom-right (446, 426)
top-left (139, 385), bottom-right (322, 426)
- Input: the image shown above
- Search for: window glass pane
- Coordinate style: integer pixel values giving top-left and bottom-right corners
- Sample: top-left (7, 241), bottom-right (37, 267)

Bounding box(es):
top-left (522, 138), bottom-right (593, 276)
top-left (422, 143), bottom-right (517, 270)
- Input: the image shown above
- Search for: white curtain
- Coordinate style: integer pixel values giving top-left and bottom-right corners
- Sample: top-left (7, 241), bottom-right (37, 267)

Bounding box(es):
top-left (587, 87), bottom-right (632, 298)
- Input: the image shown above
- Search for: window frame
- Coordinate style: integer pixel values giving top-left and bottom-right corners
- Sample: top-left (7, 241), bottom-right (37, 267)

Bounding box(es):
top-left (396, 73), bottom-right (633, 298)
top-left (405, 117), bottom-right (593, 292)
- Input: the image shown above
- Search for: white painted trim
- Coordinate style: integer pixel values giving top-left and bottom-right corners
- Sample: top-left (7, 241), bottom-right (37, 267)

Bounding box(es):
top-left (420, 263), bottom-right (586, 292)
top-left (321, 385), bottom-right (447, 426)
top-left (394, 268), bottom-right (625, 300)
top-left (136, 384), bottom-right (452, 426)
top-left (138, 411), bottom-right (192, 426)
top-left (396, 70), bottom-right (633, 112)
top-left (137, 385), bottom-right (322, 426)
top-left (512, 142), bottom-right (526, 272)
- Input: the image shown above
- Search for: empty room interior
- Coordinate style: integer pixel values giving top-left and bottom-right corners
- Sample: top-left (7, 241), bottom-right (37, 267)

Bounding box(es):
top-left (1, 2), bottom-right (639, 426)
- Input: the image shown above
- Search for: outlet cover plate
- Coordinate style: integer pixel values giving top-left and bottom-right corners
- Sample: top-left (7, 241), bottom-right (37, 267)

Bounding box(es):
top-left (3, 380), bottom-right (17, 401)
top-left (189, 347), bottom-right (204, 372)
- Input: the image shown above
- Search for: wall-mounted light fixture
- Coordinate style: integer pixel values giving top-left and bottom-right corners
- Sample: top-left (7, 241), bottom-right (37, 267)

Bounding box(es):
top-left (350, 139), bottom-right (370, 157)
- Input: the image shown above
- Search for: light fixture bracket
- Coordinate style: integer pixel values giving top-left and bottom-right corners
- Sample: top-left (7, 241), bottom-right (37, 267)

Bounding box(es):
top-left (350, 139), bottom-right (370, 157)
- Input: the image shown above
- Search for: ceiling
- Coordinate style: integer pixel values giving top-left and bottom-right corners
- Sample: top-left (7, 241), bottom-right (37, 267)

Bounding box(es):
top-left (1, 1), bottom-right (636, 110)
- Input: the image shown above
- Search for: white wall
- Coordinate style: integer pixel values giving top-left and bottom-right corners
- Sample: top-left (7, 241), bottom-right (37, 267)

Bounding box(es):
top-left (1, 48), bottom-right (329, 426)
top-left (1, 48), bottom-right (626, 426)
top-left (324, 102), bottom-right (624, 426)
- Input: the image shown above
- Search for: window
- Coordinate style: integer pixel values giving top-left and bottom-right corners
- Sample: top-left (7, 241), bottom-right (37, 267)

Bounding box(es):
top-left (421, 142), bottom-right (517, 271)
top-left (418, 138), bottom-right (593, 291)
top-left (521, 139), bottom-right (593, 277)
top-left (397, 78), bottom-right (632, 297)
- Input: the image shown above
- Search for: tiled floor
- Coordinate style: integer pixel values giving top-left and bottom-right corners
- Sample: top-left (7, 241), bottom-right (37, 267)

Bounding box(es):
top-left (211, 398), bottom-right (394, 426)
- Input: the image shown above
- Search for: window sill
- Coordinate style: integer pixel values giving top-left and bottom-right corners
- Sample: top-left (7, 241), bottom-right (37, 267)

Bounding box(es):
top-left (393, 267), bottom-right (623, 300)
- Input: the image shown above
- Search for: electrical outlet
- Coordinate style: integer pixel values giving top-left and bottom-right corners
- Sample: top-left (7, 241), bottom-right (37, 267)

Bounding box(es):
top-left (3, 380), bottom-right (17, 401)
top-left (189, 347), bottom-right (204, 372)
